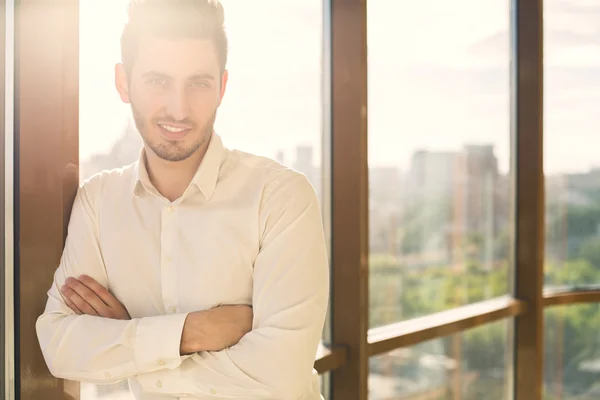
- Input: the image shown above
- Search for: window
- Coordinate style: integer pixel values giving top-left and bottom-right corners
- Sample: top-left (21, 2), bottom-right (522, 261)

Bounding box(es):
top-left (543, 1), bottom-right (600, 399)
top-left (544, 304), bottom-right (600, 399)
top-left (367, 0), bottom-right (513, 329)
top-left (79, 0), bottom-right (329, 398)
top-left (369, 320), bottom-right (513, 399)
top-left (544, 0), bottom-right (600, 291)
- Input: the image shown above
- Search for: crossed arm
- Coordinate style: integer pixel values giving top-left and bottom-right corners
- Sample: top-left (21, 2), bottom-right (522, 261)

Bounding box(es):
top-left (60, 274), bottom-right (253, 354)
top-left (36, 173), bottom-right (330, 400)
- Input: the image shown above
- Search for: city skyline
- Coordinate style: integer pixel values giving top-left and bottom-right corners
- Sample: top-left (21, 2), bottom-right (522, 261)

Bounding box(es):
top-left (80, 0), bottom-right (600, 178)
top-left (82, 119), bottom-right (600, 182)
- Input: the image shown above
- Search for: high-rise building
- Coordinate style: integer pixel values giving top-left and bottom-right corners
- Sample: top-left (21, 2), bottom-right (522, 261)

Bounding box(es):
top-left (408, 150), bottom-right (458, 201)
top-left (458, 144), bottom-right (500, 269)
top-left (369, 166), bottom-right (402, 254)
top-left (461, 144), bottom-right (499, 234)
top-left (400, 144), bottom-right (503, 268)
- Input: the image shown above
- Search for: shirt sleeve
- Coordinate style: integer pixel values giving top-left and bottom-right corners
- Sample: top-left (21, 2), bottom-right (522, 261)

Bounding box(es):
top-left (36, 178), bottom-right (192, 384)
top-left (133, 172), bottom-right (330, 400)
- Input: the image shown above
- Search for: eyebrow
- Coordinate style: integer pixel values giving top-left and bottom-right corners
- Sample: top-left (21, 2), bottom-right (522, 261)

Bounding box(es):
top-left (141, 71), bottom-right (216, 81)
top-left (187, 73), bottom-right (216, 81)
top-left (141, 71), bottom-right (172, 79)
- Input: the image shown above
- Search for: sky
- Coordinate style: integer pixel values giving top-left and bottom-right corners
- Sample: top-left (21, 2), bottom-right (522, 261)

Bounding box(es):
top-left (79, 0), bottom-right (600, 175)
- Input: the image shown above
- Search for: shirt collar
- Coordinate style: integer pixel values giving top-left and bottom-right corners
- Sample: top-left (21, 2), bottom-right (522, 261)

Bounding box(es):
top-left (132, 132), bottom-right (225, 200)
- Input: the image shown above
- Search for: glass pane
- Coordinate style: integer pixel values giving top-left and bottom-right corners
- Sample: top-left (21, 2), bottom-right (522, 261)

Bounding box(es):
top-left (544, 304), bottom-right (600, 399)
top-left (369, 319), bottom-right (513, 399)
top-left (367, 1), bottom-right (513, 328)
top-left (79, 0), bottom-right (329, 398)
top-left (2, 0), bottom-right (15, 397)
top-left (544, 1), bottom-right (600, 290)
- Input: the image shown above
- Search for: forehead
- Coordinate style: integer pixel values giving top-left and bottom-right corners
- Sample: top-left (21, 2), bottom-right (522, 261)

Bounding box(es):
top-left (132, 38), bottom-right (220, 77)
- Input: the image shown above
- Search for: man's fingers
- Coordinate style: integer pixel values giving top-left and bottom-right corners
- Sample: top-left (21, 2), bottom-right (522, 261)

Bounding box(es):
top-left (64, 296), bottom-right (83, 315)
top-left (78, 275), bottom-right (121, 309)
top-left (61, 275), bottom-right (131, 320)
top-left (65, 278), bottom-right (106, 315)
top-left (61, 286), bottom-right (98, 316)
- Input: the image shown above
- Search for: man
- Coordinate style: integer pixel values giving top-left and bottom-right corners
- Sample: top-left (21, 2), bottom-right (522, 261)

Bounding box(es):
top-left (35, 1), bottom-right (329, 399)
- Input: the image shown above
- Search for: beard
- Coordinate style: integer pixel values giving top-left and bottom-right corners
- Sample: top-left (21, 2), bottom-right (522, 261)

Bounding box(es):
top-left (131, 104), bottom-right (217, 162)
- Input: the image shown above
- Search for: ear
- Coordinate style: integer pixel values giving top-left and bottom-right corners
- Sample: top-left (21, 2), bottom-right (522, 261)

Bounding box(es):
top-left (115, 63), bottom-right (131, 104)
top-left (218, 69), bottom-right (229, 106)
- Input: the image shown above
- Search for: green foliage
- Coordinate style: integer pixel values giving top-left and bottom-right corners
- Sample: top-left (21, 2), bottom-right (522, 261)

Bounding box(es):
top-left (578, 237), bottom-right (600, 270)
top-left (369, 197), bottom-right (600, 399)
top-left (561, 205), bottom-right (600, 239)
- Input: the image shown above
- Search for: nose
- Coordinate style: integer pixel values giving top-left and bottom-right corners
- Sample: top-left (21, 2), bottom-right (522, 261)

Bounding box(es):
top-left (165, 87), bottom-right (190, 121)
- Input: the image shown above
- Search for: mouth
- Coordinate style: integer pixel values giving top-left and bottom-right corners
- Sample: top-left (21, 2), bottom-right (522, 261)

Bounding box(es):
top-left (157, 122), bottom-right (192, 140)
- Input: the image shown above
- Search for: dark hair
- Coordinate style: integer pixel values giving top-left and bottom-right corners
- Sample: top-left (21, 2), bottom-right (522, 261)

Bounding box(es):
top-left (121, 0), bottom-right (228, 76)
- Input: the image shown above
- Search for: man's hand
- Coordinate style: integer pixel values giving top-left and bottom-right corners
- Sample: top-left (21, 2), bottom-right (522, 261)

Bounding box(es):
top-left (180, 305), bottom-right (253, 355)
top-left (61, 275), bottom-right (131, 320)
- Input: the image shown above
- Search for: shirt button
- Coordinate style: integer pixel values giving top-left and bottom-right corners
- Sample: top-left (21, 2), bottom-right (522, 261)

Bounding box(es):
top-left (210, 389), bottom-right (217, 395)
top-left (158, 359), bottom-right (165, 365)
top-left (156, 380), bottom-right (163, 388)
top-left (166, 205), bottom-right (174, 213)
top-left (165, 256), bottom-right (172, 263)
top-left (169, 306), bottom-right (177, 313)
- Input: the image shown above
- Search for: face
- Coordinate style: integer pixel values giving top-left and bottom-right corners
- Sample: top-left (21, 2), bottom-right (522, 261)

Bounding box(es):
top-left (115, 38), bottom-right (228, 162)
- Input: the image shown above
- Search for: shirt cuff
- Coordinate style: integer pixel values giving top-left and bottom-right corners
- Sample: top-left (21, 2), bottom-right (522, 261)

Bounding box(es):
top-left (134, 313), bottom-right (189, 373)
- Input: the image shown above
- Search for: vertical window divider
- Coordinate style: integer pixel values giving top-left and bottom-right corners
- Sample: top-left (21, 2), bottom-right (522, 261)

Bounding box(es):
top-left (329, 0), bottom-right (369, 398)
top-left (512, 0), bottom-right (545, 399)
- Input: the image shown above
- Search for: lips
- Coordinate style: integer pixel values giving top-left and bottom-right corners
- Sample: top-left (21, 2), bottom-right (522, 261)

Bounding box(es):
top-left (157, 122), bottom-right (192, 140)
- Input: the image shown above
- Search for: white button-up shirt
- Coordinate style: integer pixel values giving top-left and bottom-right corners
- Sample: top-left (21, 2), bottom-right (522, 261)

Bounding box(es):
top-left (35, 133), bottom-right (330, 400)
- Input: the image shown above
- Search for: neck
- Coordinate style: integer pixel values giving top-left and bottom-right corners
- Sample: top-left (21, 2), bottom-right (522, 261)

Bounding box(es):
top-left (144, 142), bottom-right (209, 202)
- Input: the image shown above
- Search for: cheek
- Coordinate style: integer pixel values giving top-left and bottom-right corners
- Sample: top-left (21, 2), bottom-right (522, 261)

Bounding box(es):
top-left (189, 92), bottom-right (220, 116)
top-left (132, 93), bottom-right (164, 119)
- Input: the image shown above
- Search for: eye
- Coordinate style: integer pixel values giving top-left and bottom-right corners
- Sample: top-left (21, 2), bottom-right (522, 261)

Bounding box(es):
top-left (147, 77), bottom-right (168, 86)
top-left (190, 81), bottom-right (210, 89)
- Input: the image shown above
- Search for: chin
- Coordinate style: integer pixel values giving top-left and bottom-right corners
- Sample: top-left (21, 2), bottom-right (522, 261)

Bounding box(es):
top-left (148, 141), bottom-right (200, 163)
